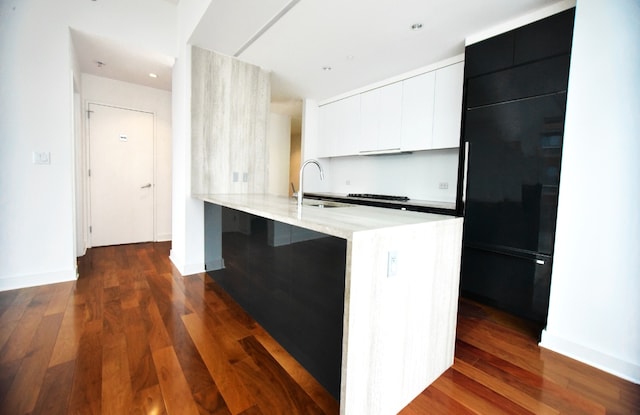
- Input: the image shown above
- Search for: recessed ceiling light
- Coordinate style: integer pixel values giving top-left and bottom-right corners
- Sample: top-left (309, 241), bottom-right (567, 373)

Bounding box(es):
top-left (411, 23), bottom-right (423, 31)
top-left (149, 73), bottom-right (158, 78)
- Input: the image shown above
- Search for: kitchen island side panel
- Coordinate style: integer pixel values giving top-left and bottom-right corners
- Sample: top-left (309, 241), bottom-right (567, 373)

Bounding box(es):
top-left (341, 218), bottom-right (463, 415)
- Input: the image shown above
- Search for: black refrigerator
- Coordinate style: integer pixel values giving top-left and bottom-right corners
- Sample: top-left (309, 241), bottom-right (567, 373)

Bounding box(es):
top-left (457, 8), bottom-right (575, 326)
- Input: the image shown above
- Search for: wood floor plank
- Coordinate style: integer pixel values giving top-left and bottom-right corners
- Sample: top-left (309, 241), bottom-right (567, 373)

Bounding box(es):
top-left (0, 360), bottom-right (20, 405)
top-left (253, 331), bottom-right (340, 415)
top-left (148, 268), bottom-right (231, 414)
top-left (122, 305), bottom-right (160, 393)
top-left (452, 357), bottom-right (560, 415)
top-left (151, 346), bottom-right (201, 415)
top-left (0, 290), bottom-right (51, 363)
top-left (0, 289), bottom-right (19, 319)
top-left (102, 333), bottom-right (134, 414)
top-left (399, 381), bottom-right (477, 415)
top-left (167, 312), bottom-right (231, 415)
top-left (130, 384), bottom-right (167, 415)
top-left (455, 339), bottom-right (607, 414)
top-left (235, 335), bottom-right (326, 415)
top-left (182, 312), bottom-right (256, 414)
top-left (44, 282), bottom-right (74, 316)
top-left (31, 360), bottom-right (76, 415)
top-left (140, 292), bottom-right (173, 352)
top-left (67, 319), bottom-right (103, 415)
top-left (0, 312), bottom-right (63, 414)
top-left (431, 369), bottom-right (535, 415)
top-left (48, 294), bottom-right (86, 367)
top-left (0, 285), bottom-right (39, 325)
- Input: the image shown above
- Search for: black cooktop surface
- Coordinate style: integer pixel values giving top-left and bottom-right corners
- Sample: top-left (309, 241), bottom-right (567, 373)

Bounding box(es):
top-left (347, 193), bottom-right (410, 202)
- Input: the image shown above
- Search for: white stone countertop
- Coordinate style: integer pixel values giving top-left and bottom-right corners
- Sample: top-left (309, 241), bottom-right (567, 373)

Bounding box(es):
top-left (194, 193), bottom-right (459, 240)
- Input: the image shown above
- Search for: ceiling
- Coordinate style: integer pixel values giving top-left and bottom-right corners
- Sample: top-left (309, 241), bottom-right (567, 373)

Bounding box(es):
top-left (71, 29), bottom-right (174, 91)
top-left (190, 0), bottom-right (566, 103)
top-left (71, 0), bottom-right (567, 115)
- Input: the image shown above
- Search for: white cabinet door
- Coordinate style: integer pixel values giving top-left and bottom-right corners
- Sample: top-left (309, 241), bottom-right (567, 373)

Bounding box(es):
top-left (432, 62), bottom-right (464, 149)
top-left (318, 95), bottom-right (361, 157)
top-left (400, 71), bottom-right (436, 151)
top-left (359, 82), bottom-right (403, 153)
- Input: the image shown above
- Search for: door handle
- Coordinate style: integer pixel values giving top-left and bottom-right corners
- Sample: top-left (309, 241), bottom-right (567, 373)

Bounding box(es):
top-left (140, 183), bottom-right (152, 189)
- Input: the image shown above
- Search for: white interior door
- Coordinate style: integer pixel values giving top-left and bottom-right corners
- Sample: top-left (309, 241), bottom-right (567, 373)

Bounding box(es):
top-left (89, 103), bottom-right (154, 247)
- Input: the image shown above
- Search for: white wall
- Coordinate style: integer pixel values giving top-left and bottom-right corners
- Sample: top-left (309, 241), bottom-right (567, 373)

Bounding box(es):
top-left (81, 74), bottom-right (173, 242)
top-left (167, 0), bottom-right (215, 276)
top-left (267, 113), bottom-right (292, 196)
top-left (0, 0), bottom-right (176, 290)
top-left (541, 0), bottom-right (640, 383)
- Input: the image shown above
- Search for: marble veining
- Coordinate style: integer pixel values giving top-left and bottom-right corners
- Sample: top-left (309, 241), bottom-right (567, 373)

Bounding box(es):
top-left (191, 46), bottom-right (270, 195)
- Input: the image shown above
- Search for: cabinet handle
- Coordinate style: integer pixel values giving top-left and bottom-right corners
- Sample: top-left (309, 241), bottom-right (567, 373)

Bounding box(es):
top-left (140, 183), bottom-right (152, 189)
top-left (359, 148), bottom-right (402, 155)
top-left (462, 141), bottom-right (470, 202)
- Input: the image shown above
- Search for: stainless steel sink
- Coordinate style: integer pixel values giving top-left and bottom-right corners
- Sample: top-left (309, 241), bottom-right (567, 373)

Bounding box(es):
top-left (304, 200), bottom-right (352, 208)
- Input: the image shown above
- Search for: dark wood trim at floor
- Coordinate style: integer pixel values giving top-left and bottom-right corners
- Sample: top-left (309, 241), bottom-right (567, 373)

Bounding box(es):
top-left (0, 242), bottom-right (637, 414)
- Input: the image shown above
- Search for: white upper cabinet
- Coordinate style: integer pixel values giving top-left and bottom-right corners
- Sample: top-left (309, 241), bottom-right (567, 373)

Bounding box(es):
top-left (316, 59), bottom-right (463, 157)
top-left (359, 82), bottom-right (403, 153)
top-left (400, 71), bottom-right (436, 151)
top-left (318, 94), bottom-right (361, 157)
top-left (432, 62), bottom-right (464, 149)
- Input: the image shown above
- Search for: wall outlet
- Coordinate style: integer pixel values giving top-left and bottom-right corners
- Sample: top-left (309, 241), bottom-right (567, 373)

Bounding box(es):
top-left (439, 182), bottom-right (449, 190)
top-left (233, 172), bottom-right (239, 182)
top-left (387, 251), bottom-right (398, 278)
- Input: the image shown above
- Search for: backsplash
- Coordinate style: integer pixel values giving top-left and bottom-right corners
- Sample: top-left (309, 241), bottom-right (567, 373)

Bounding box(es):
top-left (305, 148), bottom-right (459, 203)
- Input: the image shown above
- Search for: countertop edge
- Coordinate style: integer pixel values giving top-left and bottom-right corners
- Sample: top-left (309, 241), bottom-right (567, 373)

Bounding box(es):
top-left (194, 193), bottom-right (460, 240)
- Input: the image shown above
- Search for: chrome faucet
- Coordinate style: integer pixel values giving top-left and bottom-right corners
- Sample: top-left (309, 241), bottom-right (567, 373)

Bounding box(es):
top-left (298, 159), bottom-right (324, 209)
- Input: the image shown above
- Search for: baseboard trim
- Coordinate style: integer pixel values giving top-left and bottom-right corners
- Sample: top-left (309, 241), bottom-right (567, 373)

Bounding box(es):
top-left (169, 252), bottom-right (204, 276)
top-left (156, 234), bottom-right (172, 242)
top-left (205, 258), bottom-right (224, 271)
top-left (0, 268), bottom-right (78, 292)
top-left (540, 329), bottom-right (640, 384)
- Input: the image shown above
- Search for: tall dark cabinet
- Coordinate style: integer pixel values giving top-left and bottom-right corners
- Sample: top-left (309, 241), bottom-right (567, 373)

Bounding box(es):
top-left (457, 8), bottom-right (575, 327)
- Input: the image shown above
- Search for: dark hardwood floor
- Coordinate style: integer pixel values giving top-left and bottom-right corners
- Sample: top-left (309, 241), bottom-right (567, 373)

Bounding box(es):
top-left (0, 242), bottom-right (638, 414)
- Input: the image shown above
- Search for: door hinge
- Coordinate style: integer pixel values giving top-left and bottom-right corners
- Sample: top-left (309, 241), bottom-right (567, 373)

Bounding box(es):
top-left (88, 169), bottom-right (91, 177)
top-left (87, 110), bottom-right (94, 119)
top-left (89, 226), bottom-right (92, 233)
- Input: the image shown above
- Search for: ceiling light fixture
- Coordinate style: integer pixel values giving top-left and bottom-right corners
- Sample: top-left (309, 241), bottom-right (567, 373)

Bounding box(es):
top-left (322, 66), bottom-right (332, 71)
top-left (149, 73), bottom-right (158, 78)
top-left (411, 23), bottom-right (423, 31)
top-left (95, 60), bottom-right (105, 68)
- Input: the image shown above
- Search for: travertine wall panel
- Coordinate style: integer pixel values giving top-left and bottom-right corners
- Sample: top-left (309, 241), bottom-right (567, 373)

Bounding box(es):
top-left (191, 46), bottom-right (270, 194)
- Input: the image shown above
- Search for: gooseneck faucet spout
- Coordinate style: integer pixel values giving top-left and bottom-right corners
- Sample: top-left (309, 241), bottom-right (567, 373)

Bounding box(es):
top-left (298, 159), bottom-right (324, 209)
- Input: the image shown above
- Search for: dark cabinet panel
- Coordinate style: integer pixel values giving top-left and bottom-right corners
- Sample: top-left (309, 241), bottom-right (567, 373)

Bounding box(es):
top-left (466, 54), bottom-right (571, 108)
top-left (464, 32), bottom-right (514, 78)
top-left (460, 245), bottom-right (552, 323)
top-left (514, 8), bottom-right (575, 64)
top-left (463, 92), bottom-right (566, 255)
top-left (210, 210), bottom-right (346, 399)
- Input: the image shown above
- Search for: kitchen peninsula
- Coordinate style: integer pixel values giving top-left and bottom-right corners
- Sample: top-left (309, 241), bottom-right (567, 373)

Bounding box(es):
top-left (196, 193), bottom-right (463, 415)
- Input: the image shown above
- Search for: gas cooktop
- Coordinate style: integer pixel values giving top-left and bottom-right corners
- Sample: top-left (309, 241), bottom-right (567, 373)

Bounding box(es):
top-left (347, 193), bottom-right (410, 202)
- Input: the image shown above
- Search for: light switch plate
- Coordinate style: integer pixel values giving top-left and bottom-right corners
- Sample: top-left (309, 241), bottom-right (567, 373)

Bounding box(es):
top-left (32, 151), bottom-right (51, 165)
